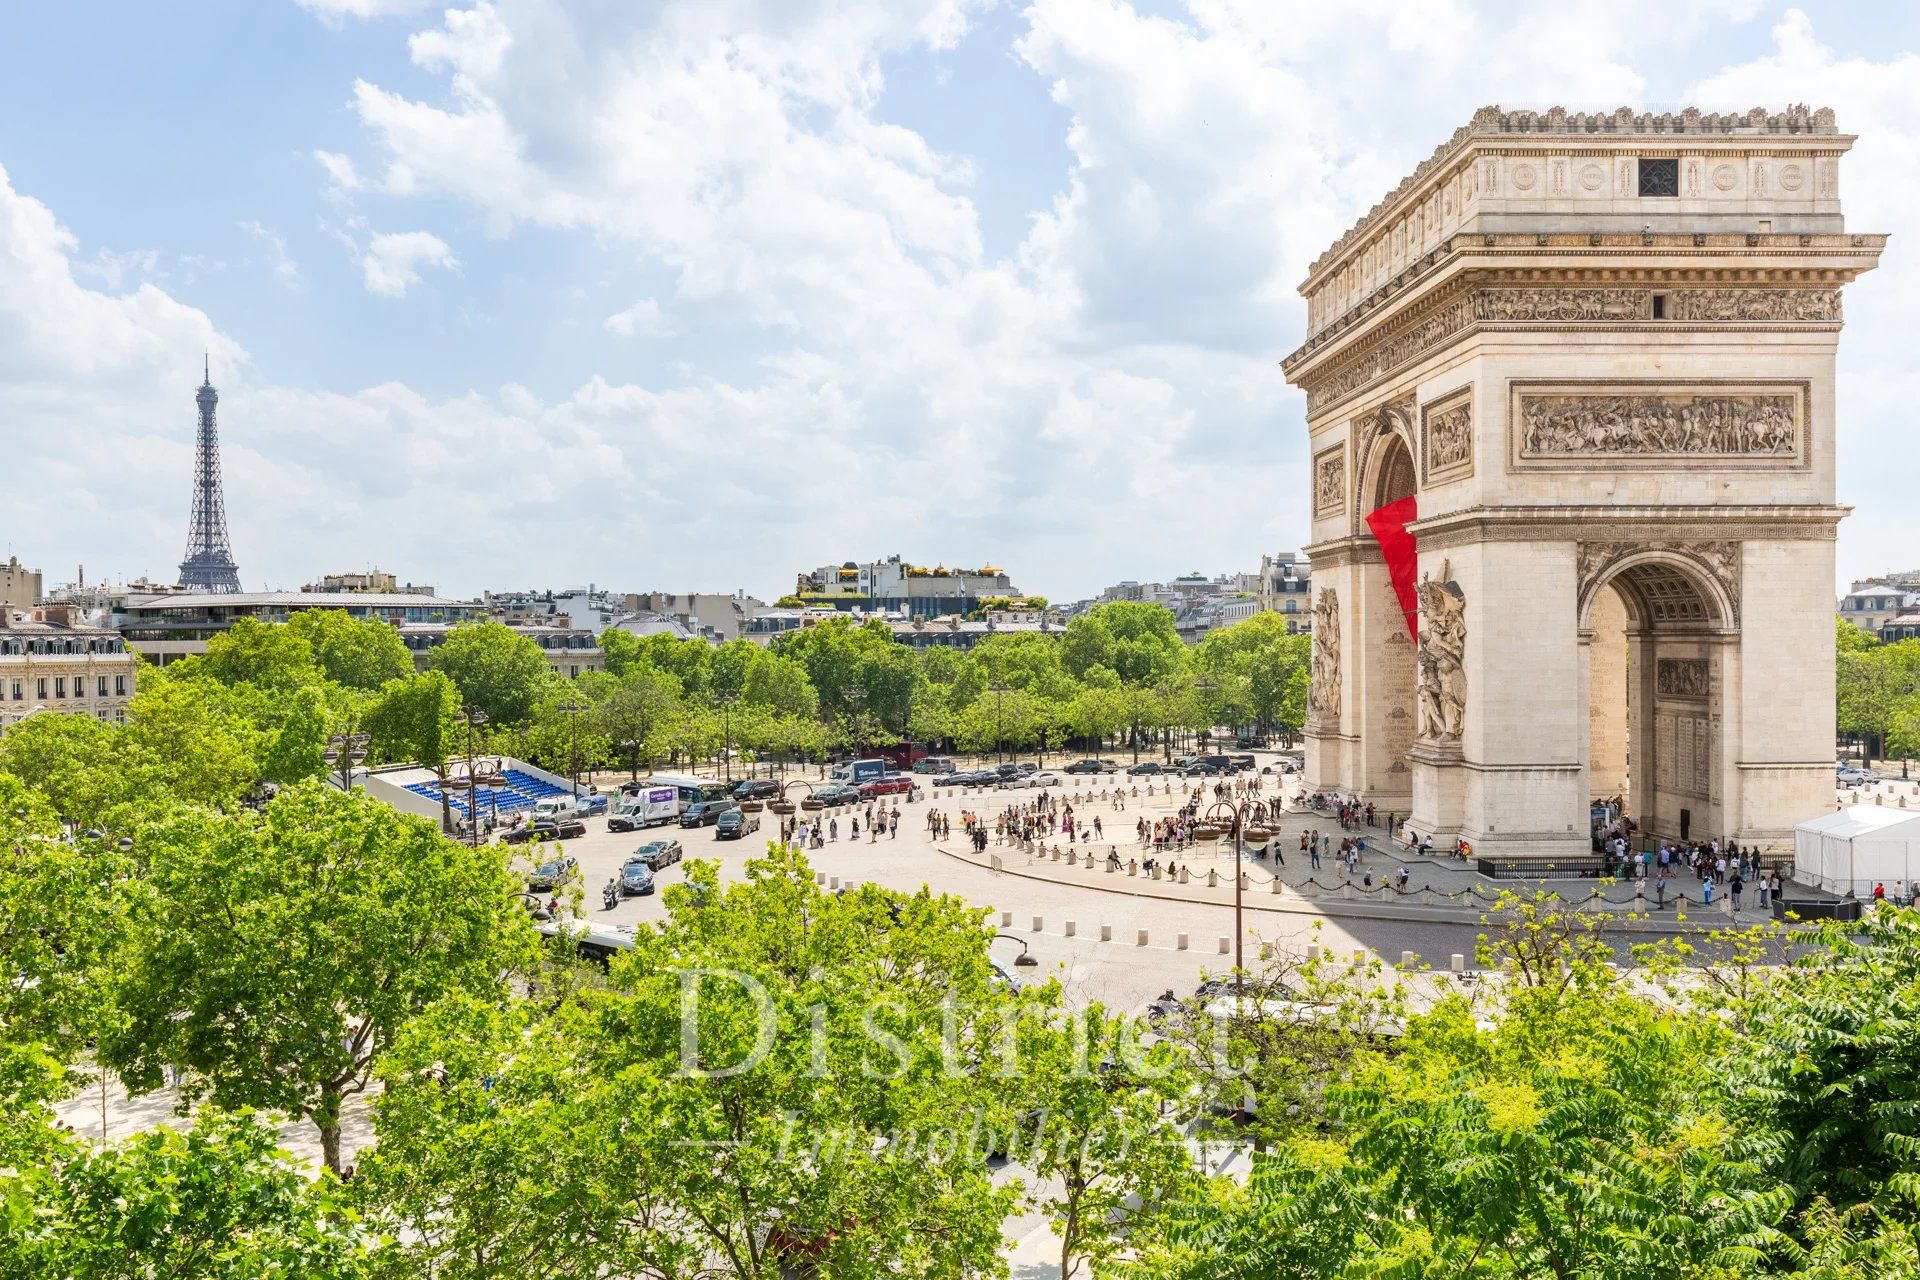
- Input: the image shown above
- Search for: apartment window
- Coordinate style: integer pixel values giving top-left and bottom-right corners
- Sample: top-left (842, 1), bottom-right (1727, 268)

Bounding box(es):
top-left (9, 680), bottom-right (19, 701)
top-left (54, 678), bottom-right (65, 698)
top-left (1638, 157), bottom-right (1679, 197)
top-left (98, 676), bottom-right (108, 697)
top-left (115, 675), bottom-right (126, 696)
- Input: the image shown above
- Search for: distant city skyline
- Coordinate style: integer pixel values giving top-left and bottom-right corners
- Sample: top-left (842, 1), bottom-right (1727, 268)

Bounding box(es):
top-left (3, 3), bottom-right (1919, 602)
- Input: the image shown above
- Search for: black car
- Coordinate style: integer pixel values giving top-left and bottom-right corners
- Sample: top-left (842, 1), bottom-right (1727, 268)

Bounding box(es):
top-left (502, 818), bottom-right (586, 844)
top-left (813, 784), bottom-right (862, 806)
top-left (1064, 759), bottom-right (1119, 774)
top-left (1227, 754), bottom-right (1258, 771)
top-left (733, 779), bottom-right (779, 800)
top-left (618, 860), bottom-right (657, 896)
top-left (1127, 761), bottom-right (1166, 776)
top-left (630, 839), bottom-right (684, 870)
top-left (679, 799), bottom-right (737, 827)
top-left (716, 809), bottom-right (762, 840)
top-left (525, 855), bottom-right (579, 891)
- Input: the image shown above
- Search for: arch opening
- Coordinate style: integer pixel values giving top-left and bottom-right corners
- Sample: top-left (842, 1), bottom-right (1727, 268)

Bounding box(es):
top-left (1584, 552), bottom-right (1727, 853)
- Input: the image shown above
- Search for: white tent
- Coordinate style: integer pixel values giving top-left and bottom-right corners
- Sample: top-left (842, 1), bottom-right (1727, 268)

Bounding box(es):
top-left (1794, 804), bottom-right (1920, 897)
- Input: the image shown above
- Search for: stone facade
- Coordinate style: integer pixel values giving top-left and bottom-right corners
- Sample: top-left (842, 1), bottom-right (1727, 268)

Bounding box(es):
top-left (0, 604), bottom-right (139, 727)
top-left (1283, 105), bottom-right (1883, 860)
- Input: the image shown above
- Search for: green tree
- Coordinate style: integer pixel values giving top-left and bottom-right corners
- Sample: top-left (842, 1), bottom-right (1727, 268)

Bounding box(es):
top-left (103, 782), bottom-right (534, 1173)
top-left (1061, 602), bottom-right (1187, 687)
top-left (594, 666), bottom-right (683, 779)
top-left (1015, 1005), bottom-right (1194, 1279)
top-left (0, 1108), bottom-right (368, 1280)
top-left (1194, 613), bottom-right (1311, 736)
top-left (0, 713), bottom-right (130, 823)
top-left (364, 848), bottom-right (1024, 1278)
top-left (364, 670), bottom-right (462, 830)
top-left (428, 621), bottom-right (557, 726)
top-left (119, 674), bottom-right (261, 811)
top-left (198, 617), bottom-right (322, 691)
top-left (286, 609), bottom-right (415, 690)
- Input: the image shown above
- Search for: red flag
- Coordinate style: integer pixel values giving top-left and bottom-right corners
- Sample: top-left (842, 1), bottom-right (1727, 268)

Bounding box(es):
top-left (1365, 495), bottom-right (1420, 640)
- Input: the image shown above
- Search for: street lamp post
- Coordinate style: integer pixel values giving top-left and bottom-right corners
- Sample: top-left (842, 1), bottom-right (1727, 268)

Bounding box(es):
top-left (1195, 795), bottom-right (1280, 998)
top-left (560, 700), bottom-right (587, 796)
top-left (322, 729), bottom-right (369, 794)
top-left (459, 705), bottom-right (489, 848)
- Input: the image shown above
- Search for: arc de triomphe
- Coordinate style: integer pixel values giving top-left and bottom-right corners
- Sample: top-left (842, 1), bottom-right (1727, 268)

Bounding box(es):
top-left (1283, 106), bottom-right (1883, 862)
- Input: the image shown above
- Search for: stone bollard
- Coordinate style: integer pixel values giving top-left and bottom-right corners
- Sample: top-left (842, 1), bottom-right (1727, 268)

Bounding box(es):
top-left (815, 871), bottom-right (826, 885)
top-left (1128, 859), bottom-right (1137, 876)
top-left (1000, 910), bottom-right (1012, 927)
top-left (1241, 872), bottom-right (1251, 892)
top-left (1101, 924), bottom-right (1113, 941)
top-left (1353, 948), bottom-right (1368, 966)
top-left (1179, 867), bottom-right (1191, 884)
top-left (1451, 953), bottom-right (1466, 973)
top-left (1260, 942), bottom-right (1274, 961)
top-left (1064, 920), bottom-right (1077, 937)
top-left (1218, 936), bottom-right (1231, 955)
top-left (1207, 869), bottom-right (1219, 888)
top-left (1271, 876), bottom-right (1283, 894)
top-left (1176, 932), bottom-right (1189, 951)
top-left (1137, 929), bottom-right (1149, 947)
top-left (829, 876), bottom-right (840, 890)
top-left (1032, 915), bottom-right (1044, 932)
top-left (990, 855), bottom-right (1003, 872)
top-left (1400, 950), bottom-right (1416, 969)
top-left (1306, 943), bottom-right (1321, 961)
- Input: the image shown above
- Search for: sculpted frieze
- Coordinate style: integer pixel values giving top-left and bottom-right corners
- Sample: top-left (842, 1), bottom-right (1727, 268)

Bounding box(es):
top-left (1314, 446), bottom-right (1347, 516)
top-left (1479, 288), bottom-right (1648, 321)
top-left (1656, 658), bottom-right (1711, 700)
top-left (1300, 286), bottom-right (1844, 417)
top-left (1415, 573), bottom-right (1466, 744)
top-left (1423, 395), bottom-right (1472, 479)
top-left (1519, 392), bottom-right (1798, 459)
top-left (1308, 589), bottom-right (1341, 728)
top-left (1667, 289), bottom-right (1842, 323)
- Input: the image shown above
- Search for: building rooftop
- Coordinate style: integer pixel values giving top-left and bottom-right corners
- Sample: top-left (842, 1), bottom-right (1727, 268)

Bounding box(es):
top-left (122, 591), bottom-right (475, 610)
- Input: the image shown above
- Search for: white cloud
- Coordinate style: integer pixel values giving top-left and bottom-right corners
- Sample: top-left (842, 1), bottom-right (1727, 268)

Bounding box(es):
top-left (295, 0), bottom-right (432, 23)
top-left (240, 220), bottom-right (301, 287)
top-left (313, 150), bottom-right (363, 195)
top-left (360, 230), bottom-right (458, 296)
top-left (603, 298), bottom-right (670, 337)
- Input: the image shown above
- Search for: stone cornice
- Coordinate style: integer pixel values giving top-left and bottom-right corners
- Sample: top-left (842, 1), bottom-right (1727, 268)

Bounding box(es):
top-left (1407, 504), bottom-right (1849, 551)
top-left (1285, 236), bottom-right (1883, 385)
top-left (1305, 104), bottom-right (1847, 287)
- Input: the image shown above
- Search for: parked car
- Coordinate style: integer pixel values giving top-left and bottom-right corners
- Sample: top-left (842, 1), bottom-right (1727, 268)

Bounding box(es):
top-left (1127, 761), bottom-right (1166, 776)
top-left (947, 770), bottom-right (993, 786)
top-left (1233, 736), bottom-right (1267, 750)
top-left (525, 854), bottom-right (579, 891)
top-left (995, 761), bottom-right (1036, 777)
top-left (716, 809), bottom-right (762, 840)
top-left (813, 784), bottom-right (862, 806)
top-left (733, 779), bottom-right (780, 800)
top-left (629, 839), bottom-right (684, 870)
top-left (618, 860), bottom-right (657, 896)
top-left (575, 793), bottom-right (610, 816)
top-left (1028, 771), bottom-right (1063, 788)
top-left (1227, 754), bottom-right (1258, 772)
top-left (914, 757), bottom-right (957, 775)
top-left (502, 818), bottom-right (585, 844)
top-left (1064, 759), bottom-right (1119, 774)
top-left (859, 775), bottom-right (914, 797)
top-left (1172, 755), bottom-right (1201, 770)
top-left (1837, 766), bottom-right (1879, 785)
top-left (679, 799), bottom-right (738, 827)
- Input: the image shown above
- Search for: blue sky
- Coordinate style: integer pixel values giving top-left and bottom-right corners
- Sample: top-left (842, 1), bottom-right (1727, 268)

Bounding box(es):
top-left (3, 1), bottom-right (1918, 602)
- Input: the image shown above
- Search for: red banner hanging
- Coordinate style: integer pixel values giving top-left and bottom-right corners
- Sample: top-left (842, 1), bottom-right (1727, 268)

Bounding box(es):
top-left (1365, 495), bottom-right (1420, 640)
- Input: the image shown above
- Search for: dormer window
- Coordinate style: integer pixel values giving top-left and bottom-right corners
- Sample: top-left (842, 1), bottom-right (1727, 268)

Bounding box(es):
top-left (1638, 158), bottom-right (1679, 197)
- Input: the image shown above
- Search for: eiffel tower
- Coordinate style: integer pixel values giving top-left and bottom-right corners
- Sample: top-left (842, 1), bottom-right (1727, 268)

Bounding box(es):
top-left (177, 356), bottom-right (243, 593)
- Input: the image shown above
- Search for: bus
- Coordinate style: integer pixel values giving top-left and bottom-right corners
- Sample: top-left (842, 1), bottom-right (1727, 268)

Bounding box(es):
top-left (626, 774), bottom-right (731, 814)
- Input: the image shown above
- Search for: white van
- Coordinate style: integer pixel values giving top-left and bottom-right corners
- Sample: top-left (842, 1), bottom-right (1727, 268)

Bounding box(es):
top-left (533, 796), bottom-right (576, 821)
